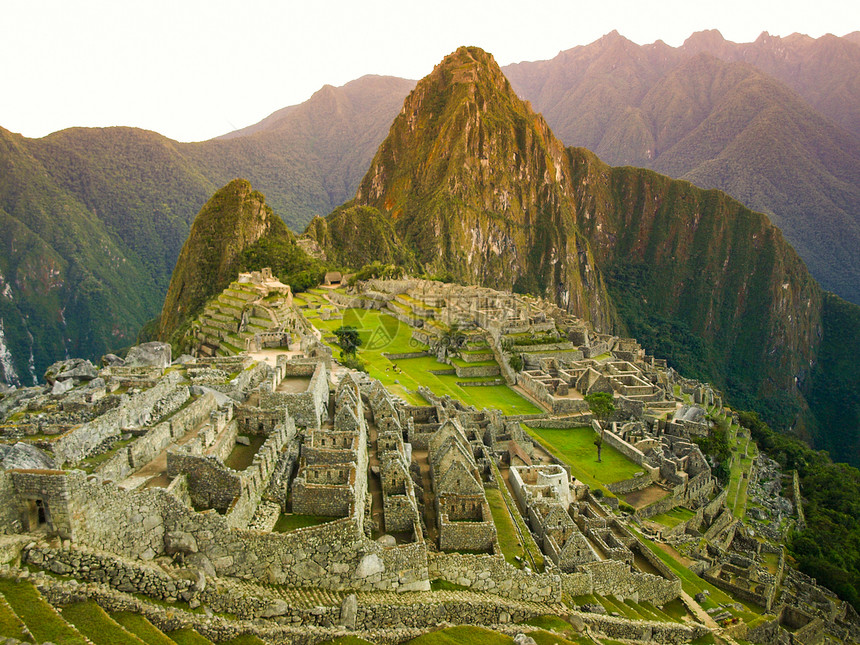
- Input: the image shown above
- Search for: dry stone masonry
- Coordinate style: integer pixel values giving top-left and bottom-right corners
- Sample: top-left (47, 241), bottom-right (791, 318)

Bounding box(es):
top-left (0, 274), bottom-right (857, 644)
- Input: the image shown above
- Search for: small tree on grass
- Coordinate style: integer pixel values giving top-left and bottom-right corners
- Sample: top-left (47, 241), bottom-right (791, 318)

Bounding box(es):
top-left (594, 434), bottom-right (603, 463)
top-left (585, 391), bottom-right (615, 463)
top-left (334, 325), bottom-right (361, 359)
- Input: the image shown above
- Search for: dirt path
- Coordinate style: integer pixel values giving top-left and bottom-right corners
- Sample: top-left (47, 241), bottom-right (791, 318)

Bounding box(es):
top-left (680, 590), bottom-right (720, 630)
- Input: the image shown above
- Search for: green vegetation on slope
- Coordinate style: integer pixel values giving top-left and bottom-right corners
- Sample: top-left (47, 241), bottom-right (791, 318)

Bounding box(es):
top-left (0, 577), bottom-right (88, 645)
top-left (804, 293), bottom-right (860, 466)
top-left (158, 178), bottom-right (303, 343)
top-left (61, 601), bottom-right (147, 645)
top-left (0, 594), bottom-right (29, 641)
top-left (0, 128), bottom-right (162, 384)
top-left (111, 611), bottom-right (177, 645)
top-left (305, 204), bottom-right (420, 272)
top-left (402, 625), bottom-right (515, 645)
top-left (739, 411), bottom-right (860, 610)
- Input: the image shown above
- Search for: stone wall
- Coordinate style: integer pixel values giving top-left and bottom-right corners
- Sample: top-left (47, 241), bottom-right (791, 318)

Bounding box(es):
top-left (438, 514), bottom-right (496, 553)
top-left (92, 393), bottom-right (221, 483)
top-left (10, 469), bottom-right (75, 539)
top-left (24, 568), bottom-right (566, 645)
top-left (561, 560), bottom-right (681, 605)
top-left (516, 371), bottom-right (589, 415)
top-left (601, 427), bottom-right (646, 466)
top-left (793, 470), bottom-right (806, 528)
top-left (168, 415), bottom-right (296, 527)
top-left (167, 452), bottom-right (242, 512)
top-left (0, 470), bottom-right (21, 535)
top-left (259, 361), bottom-right (329, 428)
top-left (53, 371), bottom-right (184, 466)
top-left (24, 543), bottom-right (195, 601)
top-left (571, 610), bottom-right (708, 644)
top-left (428, 552), bottom-right (562, 603)
top-left (291, 471), bottom-right (355, 517)
top-left (67, 474), bottom-right (430, 591)
top-left (607, 472), bottom-right (655, 495)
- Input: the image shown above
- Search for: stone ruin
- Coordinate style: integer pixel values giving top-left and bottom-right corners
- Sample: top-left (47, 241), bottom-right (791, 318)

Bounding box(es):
top-left (0, 276), bottom-right (856, 645)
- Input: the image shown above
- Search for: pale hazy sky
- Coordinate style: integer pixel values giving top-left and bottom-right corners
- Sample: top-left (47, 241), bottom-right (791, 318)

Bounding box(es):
top-left (1, 0), bottom-right (856, 142)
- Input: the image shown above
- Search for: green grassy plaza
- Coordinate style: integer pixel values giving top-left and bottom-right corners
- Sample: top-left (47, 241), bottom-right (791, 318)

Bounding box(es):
top-left (309, 308), bottom-right (541, 415)
top-left (522, 425), bottom-right (642, 491)
top-left (651, 506), bottom-right (696, 528)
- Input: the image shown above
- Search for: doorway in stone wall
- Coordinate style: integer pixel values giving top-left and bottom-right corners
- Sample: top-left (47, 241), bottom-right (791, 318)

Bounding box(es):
top-left (24, 498), bottom-right (49, 533)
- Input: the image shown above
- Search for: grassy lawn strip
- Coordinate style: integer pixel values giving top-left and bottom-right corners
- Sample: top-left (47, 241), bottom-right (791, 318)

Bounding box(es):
top-left (169, 628), bottom-right (215, 644)
top-left (485, 486), bottom-right (527, 567)
top-left (651, 507), bottom-right (696, 528)
top-left (522, 425), bottom-right (641, 490)
top-left (0, 594), bottom-right (28, 641)
top-left (403, 625), bottom-right (515, 645)
top-left (0, 577), bottom-right (88, 645)
top-left (310, 309), bottom-right (540, 414)
top-left (273, 513), bottom-right (334, 532)
top-left (488, 460), bottom-right (544, 572)
top-left (62, 601), bottom-right (147, 645)
top-left (111, 611), bottom-right (176, 645)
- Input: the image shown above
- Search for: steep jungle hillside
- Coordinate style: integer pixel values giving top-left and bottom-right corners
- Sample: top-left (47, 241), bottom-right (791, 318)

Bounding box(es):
top-left (158, 179), bottom-right (298, 342)
top-left (304, 205), bottom-right (421, 272)
top-left (309, 45), bottom-right (860, 466)
top-left (0, 127), bottom-right (159, 385)
top-left (503, 31), bottom-right (860, 304)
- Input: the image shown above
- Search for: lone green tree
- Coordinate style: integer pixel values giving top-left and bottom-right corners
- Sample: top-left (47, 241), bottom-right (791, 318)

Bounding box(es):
top-left (594, 434), bottom-right (603, 463)
top-left (585, 391), bottom-right (615, 426)
top-left (334, 325), bottom-right (361, 359)
top-left (585, 392), bottom-right (615, 463)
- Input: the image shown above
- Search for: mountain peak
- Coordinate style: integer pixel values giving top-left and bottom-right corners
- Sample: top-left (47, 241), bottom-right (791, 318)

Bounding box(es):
top-left (682, 29), bottom-right (728, 52)
top-left (158, 179), bottom-right (292, 342)
top-left (428, 46), bottom-right (508, 90)
top-left (346, 46), bottom-right (614, 327)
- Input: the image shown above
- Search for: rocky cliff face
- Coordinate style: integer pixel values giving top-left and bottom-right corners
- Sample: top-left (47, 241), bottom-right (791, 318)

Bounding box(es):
top-left (349, 47), bottom-right (614, 330)
top-left (568, 148), bottom-right (822, 426)
top-left (159, 179), bottom-right (293, 341)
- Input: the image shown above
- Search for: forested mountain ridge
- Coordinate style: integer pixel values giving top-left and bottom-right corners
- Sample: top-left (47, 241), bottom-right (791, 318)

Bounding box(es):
top-left (0, 76), bottom-right (413, 385)
top-left (502, 31), bottom-right (860, 304)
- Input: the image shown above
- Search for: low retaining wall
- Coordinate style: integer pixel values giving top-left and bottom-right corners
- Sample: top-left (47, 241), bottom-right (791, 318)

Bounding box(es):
top-left (428, 552), bottom-right (561, 603)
